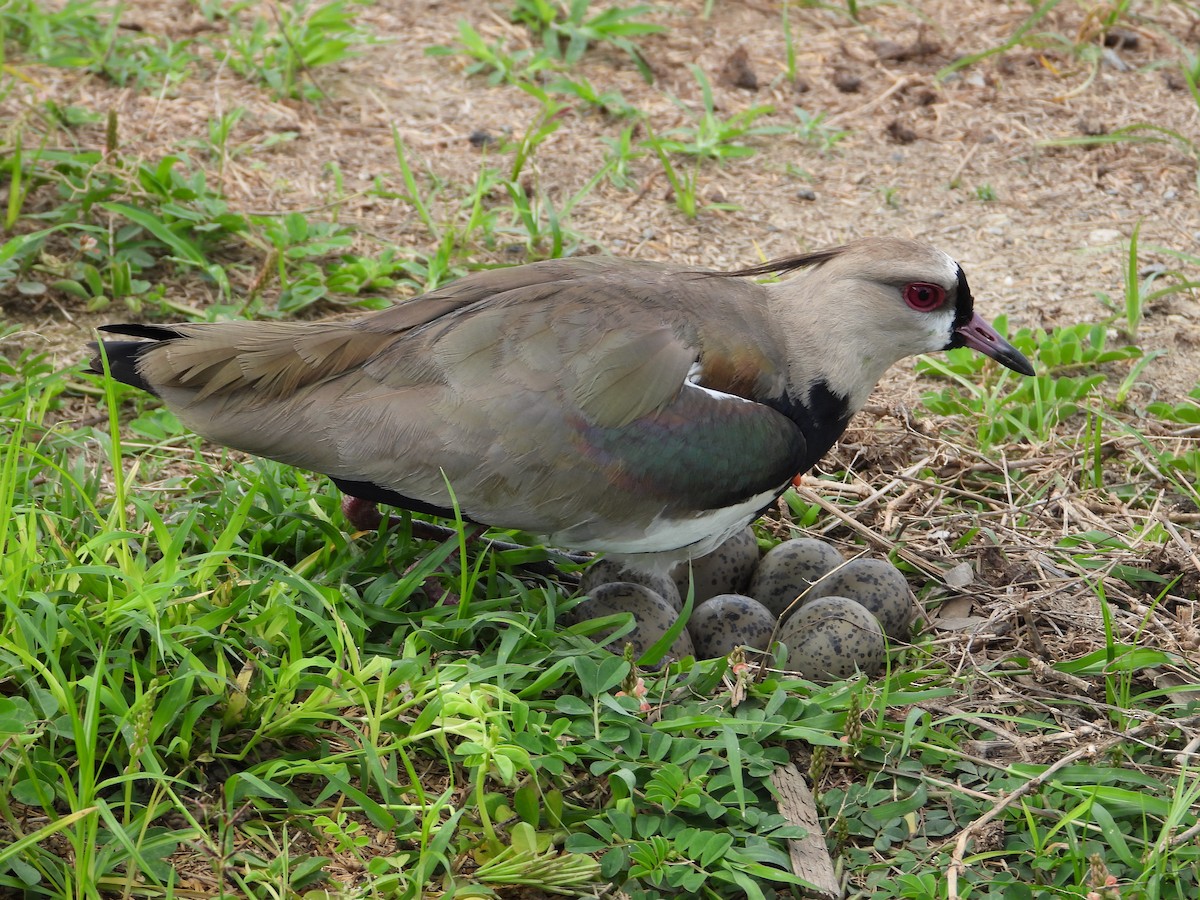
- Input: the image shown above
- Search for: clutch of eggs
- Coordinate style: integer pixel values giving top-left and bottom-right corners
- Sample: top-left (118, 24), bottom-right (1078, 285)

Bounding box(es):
top-left (572, 529), bottom-right (917, 683)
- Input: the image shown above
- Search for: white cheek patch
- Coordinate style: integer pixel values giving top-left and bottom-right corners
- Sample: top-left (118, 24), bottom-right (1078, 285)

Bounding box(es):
top-left (925, 305), bottom-right (958, 350)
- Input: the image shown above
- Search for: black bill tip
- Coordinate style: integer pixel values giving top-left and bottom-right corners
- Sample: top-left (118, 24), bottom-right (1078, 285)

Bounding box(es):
top-left (953, 312), bottom-right (1035, 376)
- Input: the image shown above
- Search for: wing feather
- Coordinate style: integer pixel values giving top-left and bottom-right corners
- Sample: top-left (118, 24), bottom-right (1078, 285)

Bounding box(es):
top-left (94, 257), bottom-right (809, 548)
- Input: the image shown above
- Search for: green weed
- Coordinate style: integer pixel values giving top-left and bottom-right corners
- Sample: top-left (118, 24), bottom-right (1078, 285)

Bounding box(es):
top-left (509, 0), bottom-right (662, 82)
top-left (917, 319), bottom-right (1141, 450)
top-left (427, 19), bottom-right (554, 86)
top-left (1148, 384), bottom-right (1200, 426)
top-left (878, 185), bottom-right (901, 209)
top-left (1042, 123), bottom-right (1200, 196)
top-left (600, 124), bottom-right (643, 190)
top-left (0, 146), bottom-right (242, 312)
top-left (5, 296), bottom-right (1200, 898)
top-left (0, 0), bottom-right (195, 88)
top-left (251, 212), bottom-right (404, 315)
top-left (429, 0), bottom-right (661, 88)
top-left (388, 124), bottom-right (599, 273)
top-left (221, 0), bottom-right (378, 101)
top-left (642, 124), bottom-right (703, 218)
top-left (548, 73), bottom-right (639, 117)
top-left (1091, 223), bottom-right (1200, 343)
top-left (937, 0), bottom-right (1067, 79)
top-left (652, 65), bottom-right (788, 162)
top-left (792, 108), bottom-right (850, 154)
top-left (0, 139), bottom-right (413, 317)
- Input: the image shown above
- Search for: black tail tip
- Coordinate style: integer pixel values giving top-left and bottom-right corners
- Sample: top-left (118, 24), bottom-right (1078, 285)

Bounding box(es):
top-left (87, 324), bottom-right (180, 396)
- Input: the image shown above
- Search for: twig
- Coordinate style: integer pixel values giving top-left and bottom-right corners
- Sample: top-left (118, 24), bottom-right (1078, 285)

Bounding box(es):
top-left (793, 484), bottom-right (946, 581)
top-left (826, 73), bottom-right (919, 124)
top-left (949, 142), bottom-right (981, 186)
top-left (919, 701), bottom-right (1031, 761)
top-left (1161, 517), bottom-right (1200, 577)
top-left (946, 719), bottom-right (1171, 899)
top-left (947, 743), bottom-right (1096, 900)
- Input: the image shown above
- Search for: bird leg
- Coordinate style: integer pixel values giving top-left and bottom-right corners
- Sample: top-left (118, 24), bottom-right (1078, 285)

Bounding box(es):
top-left (339, 493), bottom-right (590, 581)
top-left (341, 494), bottom-right (474, 544)
top-left (341, 494), bottom-right (384, 531)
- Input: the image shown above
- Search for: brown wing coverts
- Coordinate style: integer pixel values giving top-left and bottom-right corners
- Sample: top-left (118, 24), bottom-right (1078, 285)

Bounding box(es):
top-left (90, 257), bottom-right (807, 541)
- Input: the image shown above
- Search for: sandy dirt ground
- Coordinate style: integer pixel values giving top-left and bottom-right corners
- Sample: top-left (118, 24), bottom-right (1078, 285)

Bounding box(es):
top-left (7, 1), bottom-right (1199, 403)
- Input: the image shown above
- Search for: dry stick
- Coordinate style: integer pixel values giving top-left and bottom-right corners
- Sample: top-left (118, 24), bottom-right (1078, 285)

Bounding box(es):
top-left (895, 472), bottom-right (1009, 508)
top-left (826, 73), bottom-right (920, 124)
top-left (946, 742), bottom-right (1096, 900)
top-left (949, 142), bottom-right (981, 186)
top-left (1171, 818), bottom-right (1200, 849)
top-left (881, 482), bottom-right (922, 534)
top-left (1175, 731), bottom-right (1200, 768)
top-left (1161, 518), bottom-right (1200, 577)
top-left (910, 767), bottom-right (1141, 844)
top-left (793, 484), bottom-right (946, 581)
top-left (946, 719), bottom-right (1172, 899)
top-left (890, 768), bottom-right (999, 804)
top-left (920, 701), bottom-right (1031, 761)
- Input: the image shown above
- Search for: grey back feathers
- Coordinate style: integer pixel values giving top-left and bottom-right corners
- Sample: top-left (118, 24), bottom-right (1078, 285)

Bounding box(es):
top-left (90, 238), bottom-right (1031, 563)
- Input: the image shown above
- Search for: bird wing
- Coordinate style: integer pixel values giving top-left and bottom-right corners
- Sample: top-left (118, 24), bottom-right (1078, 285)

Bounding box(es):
top-left (114, 258), bottom-right (809, 546)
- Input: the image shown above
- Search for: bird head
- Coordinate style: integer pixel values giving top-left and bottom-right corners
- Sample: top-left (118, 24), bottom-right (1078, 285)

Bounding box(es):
top-left (743, 239), bottom-right (1034, 412)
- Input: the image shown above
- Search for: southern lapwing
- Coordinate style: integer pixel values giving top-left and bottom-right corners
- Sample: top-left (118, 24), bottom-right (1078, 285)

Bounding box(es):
top-left (89, 239), bottom-right (1034, 574)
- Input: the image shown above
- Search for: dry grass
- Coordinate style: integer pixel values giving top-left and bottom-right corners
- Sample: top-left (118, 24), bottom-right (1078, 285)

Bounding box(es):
top-left (3, 1), bottom-right (1199, 896)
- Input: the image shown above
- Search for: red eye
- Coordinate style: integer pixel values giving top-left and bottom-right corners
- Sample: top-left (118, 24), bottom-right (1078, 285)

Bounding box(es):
top-left (903, 282), bottom-right (946, 312)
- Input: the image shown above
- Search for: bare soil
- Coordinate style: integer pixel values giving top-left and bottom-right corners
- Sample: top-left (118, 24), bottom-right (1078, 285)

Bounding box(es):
top-left (3, 2), bottom-right (1199, 893)
top-left (7, 0), bottom-right (1200, 397)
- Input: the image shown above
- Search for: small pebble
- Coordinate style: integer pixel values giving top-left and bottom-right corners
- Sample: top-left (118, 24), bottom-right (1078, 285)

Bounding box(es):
top-left (689, 594), bottom-right (776, 659)
top-left (720, 46), bottom-right (759, 91)
top-left (886, 119), bottom-right (917, 144)
top-left (833, 68), bottom-right (862, 93)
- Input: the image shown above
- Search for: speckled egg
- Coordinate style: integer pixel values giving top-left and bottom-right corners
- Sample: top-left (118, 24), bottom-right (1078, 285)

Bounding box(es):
top-left (580, 559), bottom-right (683, 612)
top-left (671, 527), bottom-right (760, 604)
top-left (688, 594), bottom-right (776, 659)
top-left (808, 557), bottom-right (913, 640)
top-left (568, 582), bottom-right (694, 662)
top-left (748, 538), bottom-right (844, 619)
top-left (776, 596), bottom-right (886, 682)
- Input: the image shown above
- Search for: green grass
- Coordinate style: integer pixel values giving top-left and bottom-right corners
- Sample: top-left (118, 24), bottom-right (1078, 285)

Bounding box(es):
top-left (5, 251), bottom-right (1200, 898)
top-left (3, 0), bottom-right (1200, 897)
top-left (0, 346), bottom-right (824, 896)
top-left (0, 140), bottom-right (428, 318)
top-left (509, 0), bottom-right (663, 83)
top-left (651, 65), bottom-right (790, 162)
top-left (5, 342), bottom-right (1200, 897)
top-left (220, 0), bottom-right (378, 102)
top-left (429, 0), bottom-right (662, 86)
top-left (0, 0), bottom-right (196, 89)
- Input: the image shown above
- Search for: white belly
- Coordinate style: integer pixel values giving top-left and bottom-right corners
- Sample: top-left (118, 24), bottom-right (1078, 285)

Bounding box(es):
top-left (545, 481), bottom-right (785, 559)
